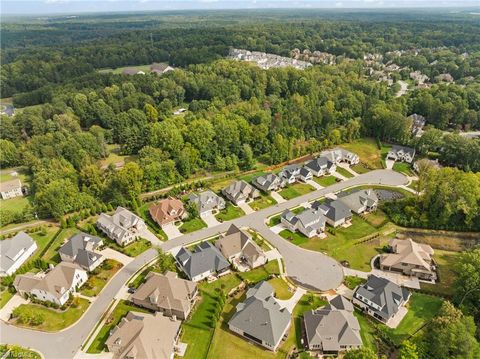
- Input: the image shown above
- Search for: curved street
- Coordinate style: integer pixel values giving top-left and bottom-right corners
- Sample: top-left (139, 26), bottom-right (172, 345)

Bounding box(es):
top-left (0, 169), bottom-right (408, 359)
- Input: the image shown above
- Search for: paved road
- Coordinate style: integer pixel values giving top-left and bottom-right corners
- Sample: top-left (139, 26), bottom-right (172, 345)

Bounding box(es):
top-left (0, 169), bottom-right (407, 358)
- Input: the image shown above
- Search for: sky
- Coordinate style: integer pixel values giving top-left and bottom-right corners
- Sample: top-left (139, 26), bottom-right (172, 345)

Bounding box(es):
top-left (2, 0), bottom-right (479, 15)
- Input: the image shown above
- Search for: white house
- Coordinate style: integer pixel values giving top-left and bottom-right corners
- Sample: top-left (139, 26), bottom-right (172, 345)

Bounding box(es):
top-left (97, 207), bottom-right (146, 246)
top-left (0, 179), bottom-right (23, 200)
top-left (281, 208), bottom-right (326, 238)
top-left (0, 232), bottom-right (37, 277)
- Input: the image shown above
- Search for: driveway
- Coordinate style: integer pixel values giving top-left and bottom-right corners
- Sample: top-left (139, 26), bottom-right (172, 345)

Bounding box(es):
top-left (270, 224), bottom-right (284, 234)
top-left (0, 294), bottom-right (28, 322)
top-left (332, 171), bottom-right (347, 181)
top-left (139, 228), bottom-right (163, 247)
top-left (385, 159), bottom-right (395, 169)
top-left (162, 223), bottom-right (182, 239)
top-left (202, 213), bottom-right (220, 227)
top-left (275, 287), bottom-right (306, 313)
top-left (337, 163), bottom-right (358, 177)
top-left (306, 179), bottom-right (322, 190)
top-left (238, 202), bottom-right (254, 214)
top-left (99, 248), bottom-right (134, 265)
top-left (270, 191), bottom-right (286, 203)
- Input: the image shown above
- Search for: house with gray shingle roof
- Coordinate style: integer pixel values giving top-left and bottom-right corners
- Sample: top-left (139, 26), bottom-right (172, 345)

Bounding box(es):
top-left (303, 295), bottom-right (362, 354)
top-left (58, 232), bottom-right (104, 272)
top-left (189, 191), bottom-right (225, 218)
top-left (97, 207), bottom-right (146, 246)
top-left (222, 180), bottom-right (260, 205)
top-left (352, 275), bottom-right (410, 324)
top-left (312, 199), bottom-right (352, 228)
top-left (338, 190), bottom-right (378, 214)
top-left (320, 148), bottom-right (359, 165)
top-left (174, 242), bottom-right (230, 282)
top-left (281, 208), bottom-right (326, 238)
top-left (279, 165), bottom-right (312, 184)
top-left (0, 232), bottom-right (37, 277)
top-left (252, 174), bottom-right (286, 192)
top-left (304, 157), bottom-right (336, 177)
top-left (387, 145), bottom-right (416, 163)
top-left (229, 281), bottom-right (291, 351)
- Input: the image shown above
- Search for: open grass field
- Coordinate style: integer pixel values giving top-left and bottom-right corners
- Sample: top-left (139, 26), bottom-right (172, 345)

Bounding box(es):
top-left (80, 260), bottom-right (123, 297)
top-left (341, 138), bottom-right (391, 169)
top-left (421, 249), bottom-right (459, 297)
top-left (97, 144), bottom-right (137, 168)
top-left (215, 203), bottom-right (245, 222)
top-left (180, 217), bottom-right (207, 234)
top-left (41, 227), bottom-right (79, 264)
top-left (11, 298), bottom-right (90, 332)
top-left (250, 194), bottom-right (277, 211)
top-left (105, 238), bottom-right (152, 257)
top-left (278, 182), bottom-right (315, 200)
top-left (335, 166), bottom-right (354, 178)
top-left (351, 163), bottom-right (371, 174)
top-left (97, 64), bottom-right (152, 74)
top-left (313, 175), bottom-right (337, 187)
top-left (0, 197), bottom-right (31, 216)
top-left (87, 300), bottom-right (150, 353)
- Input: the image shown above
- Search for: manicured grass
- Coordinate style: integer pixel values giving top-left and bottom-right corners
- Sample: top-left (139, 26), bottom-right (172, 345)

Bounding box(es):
top-left (98, 64), bottom-right (152, 74)
top-left (11, 298), bottom-right (90, 332)
top-left (137, 202), bottom-right (168, 240)
top-left (105, 238), bottom-right (152, 257)
top-left (248, 230), bottom-right (272, 251)
top-left (42, 228), bottom-right (80, 264)
top-left (268, 206), bottom-right (304, 227)
top-left (363, 209), bottom-right (389, 228)
top-left (335, 166), bottom-right (354, 178)
top-left (250, 194), bottom-right (277, 211)
top-left (354, 310), bottom-right (378, 351)
top-left (215, 203), bottom-right (245, 222)
top-left (393, 161), bottom-right (414, 176)
top-left (278, 182), bottom-right (315, 200)
top-left (0, 290), bottom-right (14, 309)
top-left (238, 260), bottom-right (280, 283)
top-left (180, 217), bottom-right (207, 234)
top-left (421, 249), bottom-right (459, 297)
top-left (341, 138), bottom-right (390, 169)
top-left (268, 278), bottom-right (293, 299)
top-left (0, 345), bottom-right (41, 359)
top-left (384, 293), bottom-right (443, 345)
top-left (279, 229), bottom-right (310, 246)
top-left (298, 216), bottom-right (387, 271)
top-left (97, 144), bottom-right (137, 168)
top-left (0, 196), bottom-right (31, 215)
top-left (80, 260), bottom-right (123, 297)
top-left (351, 163), bottom-right (371, 174)
top-left (87, 300), bottom-right (150, 353)
top-left (343, 275), bottom-right (367, 290)
top-left (313, 175), bottom-right (338, 187)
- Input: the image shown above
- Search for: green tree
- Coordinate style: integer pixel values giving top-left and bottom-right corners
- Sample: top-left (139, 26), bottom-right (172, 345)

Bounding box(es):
top-left (343, 347), bottom-right (377, 359)
top-left (398, 340), bottom-right (419, 359)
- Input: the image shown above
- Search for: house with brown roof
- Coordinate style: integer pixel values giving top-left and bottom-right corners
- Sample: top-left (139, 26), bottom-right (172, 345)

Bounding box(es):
top-left (0, 179), bottom-right (23, 200)
top-left (150, 63), bottom-right (174, 74)
top-left (380, 238), bottom-right (436, 281)
top-left (106, 311), bottom-right (181, 359)
top-left (130, 271), bottom-right (197, 320)
top-left (215, 225), bottom-right (267, 271)
top-left (149, 197), bottom-right (187, 229)
top-left (14, 262), bottom-right (88, 305)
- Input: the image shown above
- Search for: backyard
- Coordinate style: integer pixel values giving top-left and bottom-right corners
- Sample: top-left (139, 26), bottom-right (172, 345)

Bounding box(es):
top-left (11, 298), bottom-right (90, 332)
top-left (267, 278), bottom-right (293, 300)
top-left (341, 138), bottom-right (391, 169)
top-left (105, 238), bottom-right (152, 257)
top-left (278, 183), bottom-right (315, 200)
top-left (313, 175), bottom-right (337, 187)
top-left (80, 260), bottom-right (123, 297)
top-left (250, 194), bottom-right (277, 211)
top-left (180, 217), bottom-right (207, 234)
top-left (421, 249), bottom-right (459, 297)
top-left (41, 227), bottom-right (80, 264)
top-left (215, 203), bottom-right (245, 222)
top-left (97, 144), bottom-right (137, 168)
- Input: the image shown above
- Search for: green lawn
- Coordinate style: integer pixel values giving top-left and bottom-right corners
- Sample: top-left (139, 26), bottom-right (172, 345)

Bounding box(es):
top-left (0, 289), bottom-right (14, 309)
top-left (87, 300), bottom-right (150, 353)
top-left (341, 138), bottom-right (391, 169)
top-left (268, 206), bottom-right (304, 227)
top-left (250, 194), bottom-right (277, 211)
top-left (278, 183), bottom-right (315, 200)
top-left (297, 216), bottom-right (387, 271)
top-left (384, 293), bottom-right (443, 345)
top-left (407, 180), bottom-right (419, 191)
top-left (393, 161), bottom-right (414, 176)
top-left (98, 64), bottom-right (152, 74)
top-left (363, 209), bottom-right (390, 228)
top-left (335, 166), bottom-right (354, 178)
top-left (11, 298), bottom-right (90, 332)
top-left (421, 249), bottom-right (459, 297)
top-left (343, 275), bottom-right (367, 290)
top-left (137, 202), bottom-right (168, 241)
top-left (0, 345), bottom-right (41, 359)
top-left (268, 278), bottom-right (293, 299)
top-left (0, 196), bottom-right (31, 215)
top-left (97, 144), bottom-right (137, 168)
top-left (238, 260), bottom-right (280, 283)
top-left (215, 203), bottom-right (245, 222)
top-left (351, 163), bottom-right (371, 174)
top-left (42, 228), bottom-right (80, 264)
top-left (80, 260), bottom-right (123, 297)
top-left (279, 229), bottom-right (310, 246)
top-left (354, 310), bottom-right (379, 351)
top-left (238, 170), bottom-right (267, 183)
top-left (313, 175), bottom-right (338, 187)
top-left (180, 217), bottom-right (207, 234)
top-left (105, 238), bottom-right (152, 257)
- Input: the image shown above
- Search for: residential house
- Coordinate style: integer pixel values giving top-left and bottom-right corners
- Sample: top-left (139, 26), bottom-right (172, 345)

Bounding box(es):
top-left (386, 145), bottom-right (416, 163)
top-left (149, 197), bottom-right (187, 228)
top-left (435, 73), bottom-right (454, 83)
top-left (131, 271), bottom-right (197, 320)
top-left (122, 68), bottom-right (145, 75)
top-left (321, 148), bottom-right (360, 165)
top-left (380, 238), bottom-right (436, 281)
top-left (0, 179), bottom-right (23, 200)
top-left (174, 242), bottom-right (230, 282)
top-left (0, 232), bottom-right (37, 277)
top-left (279, 165), bottom-right (312, 184)
top-left (338, 190), bottom-right (378, 214)
top-left (14, 262), bottom-right (88, 306)
top-left (222, 180), bottom-right (260, 205)
top-left (281, 208), bottom-right (326, 238)
top-left (408, 113), bottom-right (426, 137)
top-left (252, 174), bottom-right (286, 192)
top-left (105, 311), bottom-right (181, 359)
top-left (303, 295), bottom-right (362, 354)
top-left (58, 232), bottom-right (104, 272)
top-left (97, 207), bottom-right (146, 246)
top-left (189, 191), bottom-right (225, 218)
top-left (150, 62), bottom-right (174, 74)
top-left (214, 225), bottom-right (267, 270)
top-left (229, 281), bottom-right (291, 351)
top-left (304, 157), bottom-right (336, 177)
top-left (352, 275), bottom-right (410, 324)
top-left (312, 199), bottom-right (352, 228)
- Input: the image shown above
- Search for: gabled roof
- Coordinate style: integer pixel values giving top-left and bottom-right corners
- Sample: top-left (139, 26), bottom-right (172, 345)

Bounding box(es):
top-left (175, 242), bottom-right (229, 278)
top-left (338, 190), bottom-right (378, 212)
top-left (229, 281), bottom-right (291, 347)
top-left (189, 191), bottom-right (225, 213)
top-left (0, 178), bottom-right (22, 193)
top-left (97, 207), bottom-right (144, 241)
top-left (354, 275), bottom-right (410, 320)
top-left (253, 173), bottom-right (283, 190)
top-left (58, 232), bottom-right (103, 268)
top-left (305, 157), bottom-right (331, 172)
top-left (313, 200), bottom-right (351, 222)
top-left (215, 225), bottom-right (265, 261)
top-left (0, 232), bottom-right (36, 273)
top-left (149, 197), bottom-right (185, 226)
top-left (222, 181), bottom-right (257, 202)
top-left (381, 238), bottom-right (434, 271)
top-left (389, 145), bottom-right (415, 157)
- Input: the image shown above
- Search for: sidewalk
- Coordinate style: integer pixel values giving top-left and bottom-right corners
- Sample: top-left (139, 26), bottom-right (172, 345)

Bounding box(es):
top-left (270, 191), bottom-right (286, 203)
